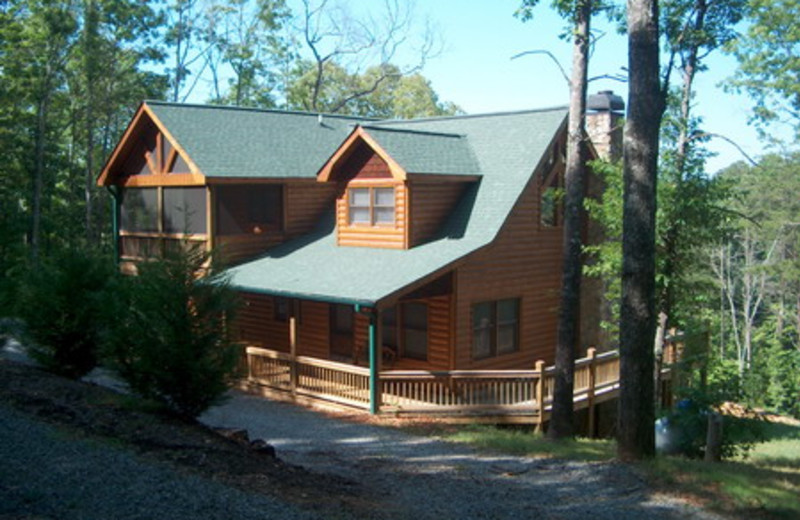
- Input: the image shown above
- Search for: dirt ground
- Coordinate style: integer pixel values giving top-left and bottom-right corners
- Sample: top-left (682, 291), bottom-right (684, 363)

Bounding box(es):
top-left (0, 358), bottom-right (376, 518)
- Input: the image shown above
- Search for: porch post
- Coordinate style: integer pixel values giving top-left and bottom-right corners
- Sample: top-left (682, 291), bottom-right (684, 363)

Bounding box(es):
top-left (368, 313), bottom-right (381, 414)
top-left (290, 300), bottom-right (298, 396)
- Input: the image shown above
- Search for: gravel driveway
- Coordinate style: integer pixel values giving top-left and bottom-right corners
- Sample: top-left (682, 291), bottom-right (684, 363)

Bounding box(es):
top-left (201, 393), bottom-right (727, 520)
top-left (0, 403), bottom-right (323, 520)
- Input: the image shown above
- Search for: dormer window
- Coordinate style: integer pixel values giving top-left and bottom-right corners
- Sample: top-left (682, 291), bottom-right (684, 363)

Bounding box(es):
top-left (348, 187), bottom-right (395, 226)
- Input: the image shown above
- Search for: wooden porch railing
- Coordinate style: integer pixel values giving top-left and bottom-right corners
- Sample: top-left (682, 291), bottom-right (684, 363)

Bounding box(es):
top-left (245, 346), bottom-right (626, 426)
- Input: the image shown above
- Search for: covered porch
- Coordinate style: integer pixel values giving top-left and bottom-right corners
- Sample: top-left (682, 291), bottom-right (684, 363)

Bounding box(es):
top-left (241, 344), bottom-right (627, 430)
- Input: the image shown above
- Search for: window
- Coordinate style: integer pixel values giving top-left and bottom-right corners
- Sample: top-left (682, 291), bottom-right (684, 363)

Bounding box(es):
top-left (348, 187), bottom-right (395, 225)
top-left (472, 298), bottom-right (520, 360)
top-left (163, 187), bottom-right (207, 234)
top-left (216, 185), bottom-right (283, 235)
top-left (540, 187), bottom-right (559, 227)
top-left (119, 188), bottom-right (158, 232)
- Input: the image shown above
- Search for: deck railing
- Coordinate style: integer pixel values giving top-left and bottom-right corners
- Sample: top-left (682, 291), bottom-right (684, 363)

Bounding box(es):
top-left (245, 346), bottom-right (627, 425)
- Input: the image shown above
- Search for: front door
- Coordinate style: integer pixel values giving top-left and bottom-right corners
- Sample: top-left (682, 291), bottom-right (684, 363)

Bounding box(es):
top-left (330, 304), bottom-right (354, 360)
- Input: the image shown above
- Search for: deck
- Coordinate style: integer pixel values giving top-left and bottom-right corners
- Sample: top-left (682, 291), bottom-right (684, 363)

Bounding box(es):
top-left (241, 346), bottom-right (660, 430)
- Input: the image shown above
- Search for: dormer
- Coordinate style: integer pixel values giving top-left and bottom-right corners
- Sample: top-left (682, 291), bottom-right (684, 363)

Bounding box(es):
top-left (318, 125), bottom-right (481, 249)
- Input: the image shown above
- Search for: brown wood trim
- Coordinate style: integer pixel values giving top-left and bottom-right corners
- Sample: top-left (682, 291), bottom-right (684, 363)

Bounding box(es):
top-left (206, 186), bottom-right (214, 252)
top-left (120, 173), bottom-right (206, 187)
top-left (119, 230), bottom-right (207, 241)
top-left (403, 180), bottom-right (410, 249)
top-left (205, 177), bottom-right (301, 185)
top-left (144, 150), bottom-right (158, 176)
top-left (98, 102), bottom-right (206, 187)
top-left (97, 103), bottom-right (148, 186)
top-left (317, 127), bottom-right (407, 182)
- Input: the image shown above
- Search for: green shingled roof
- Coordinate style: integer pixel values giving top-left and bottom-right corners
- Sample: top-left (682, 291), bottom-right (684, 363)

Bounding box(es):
top-left (226, 107), bottom-right (568, 306)
top-left (358, 126), bottom-right (481, 176)
top-left (146, 101), bottom-right (371, 179)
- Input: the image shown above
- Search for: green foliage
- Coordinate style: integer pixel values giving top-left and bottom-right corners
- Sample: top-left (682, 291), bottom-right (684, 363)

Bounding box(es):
top-left (727, 0), bottom-right (800, 138)
top-left (15, 246), bottom-right (116, 378)
top-left (101, 247), bottom-right (241, 419)
top-left (286, 61), bottom-right (462, 118)
top-left (583, 158), bottom-right (623, 340)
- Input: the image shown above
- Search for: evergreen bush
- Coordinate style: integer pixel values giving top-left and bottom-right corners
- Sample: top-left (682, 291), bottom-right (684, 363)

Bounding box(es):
top-left (101, 247), bottom-right (241, 419)
top-left (15, 247), bottom-right (115, 378)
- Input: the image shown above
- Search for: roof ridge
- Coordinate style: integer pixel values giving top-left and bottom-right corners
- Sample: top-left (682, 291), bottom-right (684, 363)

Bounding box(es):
top-left (360, 125), bottom-right (465, 139)
top-left (144, 100), bottom-right (379, 122)
top-left (373, 105), bottom-right (570, 125)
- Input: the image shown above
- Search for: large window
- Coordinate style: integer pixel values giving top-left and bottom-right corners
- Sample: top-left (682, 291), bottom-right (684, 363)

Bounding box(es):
top-left (348, 187), bottom-right (395, 225)
top-left (163, 187), bottom-right (207, 234)
top-left (382, 302), bottom-right (428, 361)
top-left (472, 298), bottom-right (520, 360)
top-left (120, 188), bottom-right (158, 232)
top-left (216, 185), bottom-right (283, 235)
top-left (119, 187), bottom-right (207, 235)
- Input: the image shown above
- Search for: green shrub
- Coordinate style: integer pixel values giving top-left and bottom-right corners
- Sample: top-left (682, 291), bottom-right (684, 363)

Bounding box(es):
top-left (662, 395), bottom-right (764, 459)
top-left (101, 247), bottom-right (241, 420)
top-left (15, 247), bottom-right (115, 378)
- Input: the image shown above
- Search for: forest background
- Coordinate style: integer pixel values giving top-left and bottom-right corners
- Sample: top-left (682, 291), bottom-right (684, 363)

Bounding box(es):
top-left (0, 0), bottom-right (798, 419)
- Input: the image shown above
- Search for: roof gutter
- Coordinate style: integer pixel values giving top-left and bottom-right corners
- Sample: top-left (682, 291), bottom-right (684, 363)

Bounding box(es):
top-left (230, 284), bottom-right (376, 310)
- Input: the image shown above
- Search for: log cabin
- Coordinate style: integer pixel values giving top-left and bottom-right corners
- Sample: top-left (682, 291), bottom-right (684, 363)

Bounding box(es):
top-left (98, 93), bottom-right (633, 425)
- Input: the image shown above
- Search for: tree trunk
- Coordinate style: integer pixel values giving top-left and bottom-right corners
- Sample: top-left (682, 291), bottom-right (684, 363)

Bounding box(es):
top-left (617, 0), bottom-right (665, 461)
top-left (548, 0), bottom-right (592, 440)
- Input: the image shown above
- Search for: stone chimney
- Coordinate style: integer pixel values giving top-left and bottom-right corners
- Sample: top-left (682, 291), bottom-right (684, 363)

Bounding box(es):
top-left (585, 90), bottom-right (624, 161)
top-left (580, 91), bottom-right (625, 353)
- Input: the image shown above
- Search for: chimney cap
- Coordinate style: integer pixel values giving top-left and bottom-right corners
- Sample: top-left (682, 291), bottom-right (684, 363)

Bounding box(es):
top-left (587, 90), bottom-right (625, 113)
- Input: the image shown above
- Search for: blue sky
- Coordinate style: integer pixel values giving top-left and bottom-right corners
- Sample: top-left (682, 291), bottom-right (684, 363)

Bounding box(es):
top-left (410, 0), bottom-right (764, 173)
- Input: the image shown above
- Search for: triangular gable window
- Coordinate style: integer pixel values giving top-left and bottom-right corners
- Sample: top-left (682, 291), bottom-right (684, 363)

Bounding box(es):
top-left (167, 151), bottom-right (191, 174)
top-left (110, 113), bottom-right (193, 179)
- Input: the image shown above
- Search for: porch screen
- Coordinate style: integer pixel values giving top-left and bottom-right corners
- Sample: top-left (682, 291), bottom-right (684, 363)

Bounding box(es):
top-left (163, 187), bottom-right (207, 234)
top-left (216, 185), bottom-right (283, 235)
top-left (120, 188), bottom-right (158, 232)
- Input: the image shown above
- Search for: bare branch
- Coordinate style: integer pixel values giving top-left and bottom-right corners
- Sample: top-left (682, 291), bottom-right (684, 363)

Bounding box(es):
top-left (511, 50), bottom-right (571, 87)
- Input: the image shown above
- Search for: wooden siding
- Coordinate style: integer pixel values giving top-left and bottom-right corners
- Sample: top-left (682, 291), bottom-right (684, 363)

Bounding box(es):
top-left (336, 181), bottom-right (408, 249)
top-left (454, 150), bottom-right (567, 370)
top-left (236, 292), bottom-right (289, 352)
top-left (285, 182), bottom-right (338, 236)
top-left (409, 181), bottom-right (467, 247)
top-left (296, 300), bottom-right (330, 358)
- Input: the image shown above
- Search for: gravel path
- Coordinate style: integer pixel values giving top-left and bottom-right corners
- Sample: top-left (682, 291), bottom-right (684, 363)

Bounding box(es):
top-left (0, 403), bottom-right (324, 520)
top-left (201, 393), bottom-right (727, 520)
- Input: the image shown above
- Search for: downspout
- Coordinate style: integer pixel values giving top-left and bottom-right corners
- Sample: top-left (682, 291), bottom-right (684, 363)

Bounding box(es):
top-left (106, 186), bottom-right (121, 264)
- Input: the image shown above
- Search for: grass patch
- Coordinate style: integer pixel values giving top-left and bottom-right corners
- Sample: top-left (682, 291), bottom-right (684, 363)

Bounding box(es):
top-left (435, 424), bottom-right (615, 462)
top-left (641, 418), bottom-right (800, 519)
top-left (402, 416), bottom-right (800, 519)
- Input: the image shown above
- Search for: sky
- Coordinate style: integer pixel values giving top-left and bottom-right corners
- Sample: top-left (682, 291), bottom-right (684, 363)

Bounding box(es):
top-left (398, 0), bottom-right (767, 174)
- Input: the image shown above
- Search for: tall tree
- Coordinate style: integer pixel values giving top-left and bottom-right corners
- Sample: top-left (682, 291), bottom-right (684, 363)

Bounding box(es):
top-left (516, 0), bottom-right (609, 439)
top-left (617, 0), bottom-right (666, 460)
top-left (206, 0), bottom-right (291, 107)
